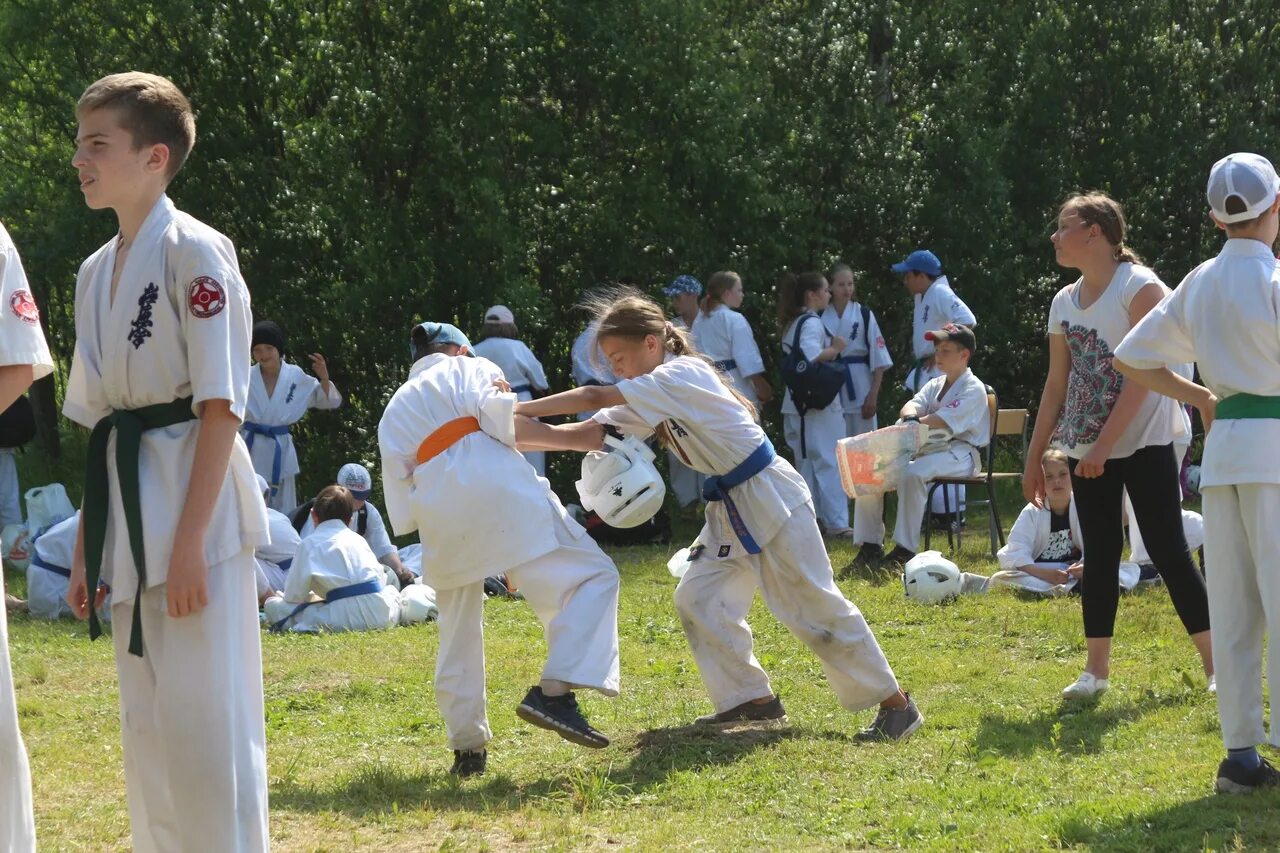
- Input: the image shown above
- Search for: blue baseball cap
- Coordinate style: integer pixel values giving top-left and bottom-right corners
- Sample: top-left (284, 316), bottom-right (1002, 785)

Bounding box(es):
top-left (891, 249), bottom-right (943, 277)
top-left (411, 321), bottom-right (472, 356)
top-left (663, 274), bottom-right (703, 297)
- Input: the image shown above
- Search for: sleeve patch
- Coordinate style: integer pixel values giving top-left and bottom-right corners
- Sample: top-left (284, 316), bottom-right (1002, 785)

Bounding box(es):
top-left (9, 289), bottom-right (39, 325)
top-left (188, 276), bottom-right (226, 319)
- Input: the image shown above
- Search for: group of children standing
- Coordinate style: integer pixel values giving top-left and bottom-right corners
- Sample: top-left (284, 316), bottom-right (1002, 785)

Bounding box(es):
top-left (2, 67), bottom-right (1279, 852)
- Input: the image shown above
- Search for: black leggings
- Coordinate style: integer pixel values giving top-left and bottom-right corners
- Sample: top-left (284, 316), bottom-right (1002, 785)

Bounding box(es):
top-left (1069, 443), bottom-right (1210, 639)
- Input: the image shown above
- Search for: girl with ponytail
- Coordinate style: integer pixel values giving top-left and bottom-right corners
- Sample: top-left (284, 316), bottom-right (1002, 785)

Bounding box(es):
top-left (516, 288), bottom-right (922, 740)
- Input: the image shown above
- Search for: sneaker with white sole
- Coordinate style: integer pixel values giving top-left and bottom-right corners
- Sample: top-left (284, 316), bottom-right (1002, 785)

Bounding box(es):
top-left (1208, 675), bottom-right (1217, 694)
top-left (516, 686), bottom-right (610, 748)
top-left (1061, 671), bottom-right (1108, 699)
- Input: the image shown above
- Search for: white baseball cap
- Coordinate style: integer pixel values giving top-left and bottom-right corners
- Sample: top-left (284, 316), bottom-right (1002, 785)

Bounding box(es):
top-left (1207, 153), bottom-right (1280, 224)
top-left (337, 463), bottom-right (373, 498)
top-left (484, 305), bottom-right (515, 325)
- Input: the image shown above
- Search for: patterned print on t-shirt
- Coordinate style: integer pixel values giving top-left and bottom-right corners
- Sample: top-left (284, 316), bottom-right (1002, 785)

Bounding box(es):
top-left (1037, 510), bottom-right (1081, 563)
top-left (1055, 321), bottom-right (1124, 450)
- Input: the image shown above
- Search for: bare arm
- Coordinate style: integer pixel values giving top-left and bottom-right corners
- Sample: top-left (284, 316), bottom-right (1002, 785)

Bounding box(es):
top-left (516, 385), bottom-right (625, 419)
top-left (515, 416), bottom-right (606, 452)
top-left (0, 364), bottom-right (34, 413)
top-left (166, 399), bottom-right (241, 617)
top-left (1115, 361), bottom-right (1216, 431)
top-left (1023, 333), bottom-right (1070, 504)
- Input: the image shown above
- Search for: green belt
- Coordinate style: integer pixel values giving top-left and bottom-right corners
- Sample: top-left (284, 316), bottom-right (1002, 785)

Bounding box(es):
top-left (82, 397), bottom-right (196, 657)
top-left (1214, 393), bottom-right (1280, 421)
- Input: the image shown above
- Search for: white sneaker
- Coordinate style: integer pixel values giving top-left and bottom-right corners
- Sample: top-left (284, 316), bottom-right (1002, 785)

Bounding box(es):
top-left (1062, 671), bottom-right (1109, 699)
top-left (1208, 675), bottom-right (1217, 694)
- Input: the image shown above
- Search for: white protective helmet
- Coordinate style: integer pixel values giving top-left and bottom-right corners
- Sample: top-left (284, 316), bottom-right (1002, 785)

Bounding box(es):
top-left (576, 435), bottom-right (666, 529)
top-left (902, 550), bottom-right (962, 604)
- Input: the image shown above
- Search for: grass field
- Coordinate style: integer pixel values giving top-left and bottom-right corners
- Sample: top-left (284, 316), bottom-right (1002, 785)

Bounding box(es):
top-left (9, 509), bottom-right (1280, 852)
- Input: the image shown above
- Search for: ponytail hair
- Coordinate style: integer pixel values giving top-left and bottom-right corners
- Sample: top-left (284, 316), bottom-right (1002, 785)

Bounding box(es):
top-left (583, 287), bottom-right (757, 423)
top-left (701, 270), bottom-right (741, 317)
top-left (776, 270), bottom-right (828, 332)
top-left (1061, 192), bottom-right (1143, 264)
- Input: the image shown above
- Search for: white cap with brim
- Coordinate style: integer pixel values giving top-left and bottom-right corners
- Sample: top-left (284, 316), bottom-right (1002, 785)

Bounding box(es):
top-left (484, 305), bottom-right (515, 325)
top-left (1208, 153), bottom-right (1280, 224)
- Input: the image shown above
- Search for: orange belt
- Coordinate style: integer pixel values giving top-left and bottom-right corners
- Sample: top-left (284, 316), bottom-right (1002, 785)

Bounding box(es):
top-left (416, 416), bottom-right (481, 465)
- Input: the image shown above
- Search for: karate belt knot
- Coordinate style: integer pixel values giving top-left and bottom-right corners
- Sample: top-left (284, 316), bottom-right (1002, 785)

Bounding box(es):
top-left (701, 439), bottom-right (776, 555)
top-left (269, 578), bottom-right (382, 632)
top-left (836, 354), bottom-right (870, 400)
top-left (83, 397), bottom-right (196, 657)
top-left (241, 421), bottom-right (291, 497)
top-left (1215, 393), bottom-right (1280, 420)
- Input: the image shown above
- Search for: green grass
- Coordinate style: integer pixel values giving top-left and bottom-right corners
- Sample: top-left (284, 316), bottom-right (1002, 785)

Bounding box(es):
top-left (8, 513), bottom-right (1279, 852)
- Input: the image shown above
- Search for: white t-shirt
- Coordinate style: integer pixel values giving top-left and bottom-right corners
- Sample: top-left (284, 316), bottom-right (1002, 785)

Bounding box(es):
top-left (780, 311), bottom-right (843, 416)
top-left (912, 276), bottom-right (976, 361)
top-left (1116, 239), bottom-right (1280, 488)
top-left (593, 356), bottom-right (810, 560)
top-left (1047, 263), bottom-right (1184, 460)
top-left (473, 337), bottom-right (549, 399)
top-left (690, 305), bottom-right (766, 406)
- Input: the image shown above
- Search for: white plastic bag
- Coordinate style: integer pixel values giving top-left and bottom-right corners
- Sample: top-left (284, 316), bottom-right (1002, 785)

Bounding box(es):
top-left (24, 484), bottom-right (75, 536)
top-left (667, 547), bottom-right (692, 579)
top-left (836, 423), bottom-right (927, 497)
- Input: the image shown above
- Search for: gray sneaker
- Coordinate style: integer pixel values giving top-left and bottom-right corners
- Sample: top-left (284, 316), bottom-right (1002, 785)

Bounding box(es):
top-left (855, 694), bottom-right (924, 741)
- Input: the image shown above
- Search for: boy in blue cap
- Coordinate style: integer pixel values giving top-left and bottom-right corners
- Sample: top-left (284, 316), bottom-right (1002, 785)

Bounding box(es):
top-left (893, 249), bottom-right (977, 394)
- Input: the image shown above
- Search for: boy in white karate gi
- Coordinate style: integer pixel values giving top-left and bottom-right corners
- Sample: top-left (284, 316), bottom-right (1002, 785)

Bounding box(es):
top-left (379, 321), bottom-right (620, 777)
top-left (1115, 152), bottom-right (1280, 793)
top-left (252, 474), bottom-right (301, 603)
top-left (295, 463), bottom-right (414, 588)
top-left (244, 319), bottom-right (342, 511)
top-left (64, 73), bottom-right (270, 850)
top-left (0, 219), bottom-right (54, 852)
top-left (849, 324), bottom-right (990, 572)
top-left (265, 485), bottom-right (399, 633)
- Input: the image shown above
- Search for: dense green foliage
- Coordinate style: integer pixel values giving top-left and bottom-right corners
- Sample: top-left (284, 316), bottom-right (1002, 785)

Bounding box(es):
top-left (3, 0), bottom-right (1277, 495)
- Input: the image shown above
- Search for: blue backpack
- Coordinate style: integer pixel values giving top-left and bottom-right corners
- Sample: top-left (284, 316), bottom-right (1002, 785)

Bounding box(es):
top-left (781, 314), bottom-right (845, 414)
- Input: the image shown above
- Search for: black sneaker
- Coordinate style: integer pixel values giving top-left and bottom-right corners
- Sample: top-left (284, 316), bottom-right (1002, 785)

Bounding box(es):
top-left (449, 749), bottom-right (487, 777)
top-left (855, 694), bottom-right (924, 741)
top-left (1137, 563), bottom-right (1162, 585)
top-left (516, 686), bottom-right (610, 748)
top-left (694, 696), bottom-right (788, 727)
top-left (1215, 756), bottom-right (1280, 794)
top-left (881, 546), bottom-right (917, 570)
top-left (840, 544), bottom-right (885, 579)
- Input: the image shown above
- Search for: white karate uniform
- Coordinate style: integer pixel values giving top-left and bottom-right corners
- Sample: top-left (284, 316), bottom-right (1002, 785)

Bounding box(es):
top-left (987, 499), bottom-right (1144, 594)
top-left (379, 352), bottom-right (620, 750)
top-left (667, 314), bottom-right (707, 507)
top-left (244, 361), bottom-right (342, 512)
top-left (594, 356), bottom-right (900, 714)
top-left (690, 304), bottom-right (767, 409)
top-left (264, 519), bottom-right (399, 632)
top-left (852, 369), bottom-right (989, 552)
top-left (61, 195), bottom-right (269, 852)
top-left (822, 301), bottom-right (893, 437)
top-left (781, 311), bottom-right (849, 532)
top-left (26, 512), bottom-right (80, 619)
top-left (0, 450), bottom-right (18, 528)
top-left (570, 323), bottom-right (617, 421)
top-left (906, 276), bottom-right (977, 393)
top-left (299, 500), bottom-right (395, 561)
top-left (0, 221), bottom-right (52, 852)
top-left (474, 335), bottom-right (551, 475)
top-left (254, 507), bottom-right (300, 597)
top-left (1115, 237), bottom-right (1280, 750)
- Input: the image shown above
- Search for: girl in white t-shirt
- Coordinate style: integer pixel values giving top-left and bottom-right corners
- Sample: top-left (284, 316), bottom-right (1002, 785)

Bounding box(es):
top-left (690, 271), bottom-right (774, 408)
top-left (1024, 193), bottom-right (1213, 700)
top-left (473, 305), bottom-right (551, 475)
top-left (515, 291), bottom-right (922, 740)
top-left (777, 271), bottom-right (852, 538)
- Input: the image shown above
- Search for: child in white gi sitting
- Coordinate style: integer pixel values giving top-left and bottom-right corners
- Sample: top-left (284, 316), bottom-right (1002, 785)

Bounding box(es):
top-left (253, 474), bottom-right (301, 605)
top-left (849, 324), bottom-right (990, 572)
top-left (990, 449), bottom-right (1087, 595)
top-left (26, 512), bottom-right (97, 620)
top-left (265, 485), bottom-right (399, 633)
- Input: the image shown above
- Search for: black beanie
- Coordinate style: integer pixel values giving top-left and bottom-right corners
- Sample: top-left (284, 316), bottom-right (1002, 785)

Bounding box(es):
top-left (251, 320), bottom-right (286, 355)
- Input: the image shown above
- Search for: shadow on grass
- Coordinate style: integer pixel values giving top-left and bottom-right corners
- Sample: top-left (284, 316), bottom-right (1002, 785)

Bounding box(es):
top-left (1053, 791), bottom-right (1280, 851)
top-left (270, 721), bottom-right (800, 818)
top-left (974, 691), bottom-right (1192, 758)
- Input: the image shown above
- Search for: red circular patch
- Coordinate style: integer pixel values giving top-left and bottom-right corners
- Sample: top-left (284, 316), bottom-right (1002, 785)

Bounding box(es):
top-left (9, 289), bottom-right (39, 325)
top-left (188, 276), bottom-right (226, 319)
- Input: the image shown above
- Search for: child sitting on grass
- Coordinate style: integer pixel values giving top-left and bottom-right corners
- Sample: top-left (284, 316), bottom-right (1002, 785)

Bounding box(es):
top-left (990, 449), bottom-right (1088, 596)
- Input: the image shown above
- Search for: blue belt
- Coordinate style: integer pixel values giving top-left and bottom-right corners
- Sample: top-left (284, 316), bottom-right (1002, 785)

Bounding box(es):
top-left (837, 354), bottom-right (870, 399)
top-left (277, 557), bottom-right (293, 572)
top-left (511, 384), bottom-right (532, 395)
top-left (270, 577), bottom-right (382, 632)
top-left (702, 439), bottom-right (776, 555)
top-left (242, 422), bottom-right (291, 498)
top-left (714, 359), bottom-right (738, 372)
top-left (31, 554), bottom-right (71, 579)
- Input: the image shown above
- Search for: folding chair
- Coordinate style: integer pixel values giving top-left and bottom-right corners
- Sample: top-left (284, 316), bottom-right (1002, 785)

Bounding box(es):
top-left (923, 386), bottom-right (1028, 557)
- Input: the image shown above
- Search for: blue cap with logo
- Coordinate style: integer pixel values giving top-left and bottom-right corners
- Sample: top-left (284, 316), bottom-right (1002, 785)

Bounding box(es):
top-left (890, 249), bottom-right (943, 277)
top-left (663, 274), bottom-right (704, 297)
top-left (411, 321), bottom-right (472, 357)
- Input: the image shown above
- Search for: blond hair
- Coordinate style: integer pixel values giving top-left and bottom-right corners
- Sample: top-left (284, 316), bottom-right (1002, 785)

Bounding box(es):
top-left (585, 288), bottom-right (758, 429)
top-left (77, 72), bottom-right (196, 180)
top-left (1060, 193), bottom-right (1142, 264)
top-left (701, 271), bottom-right (741, 317)
top-left (1041, 447), bottom-right (1069, 468)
